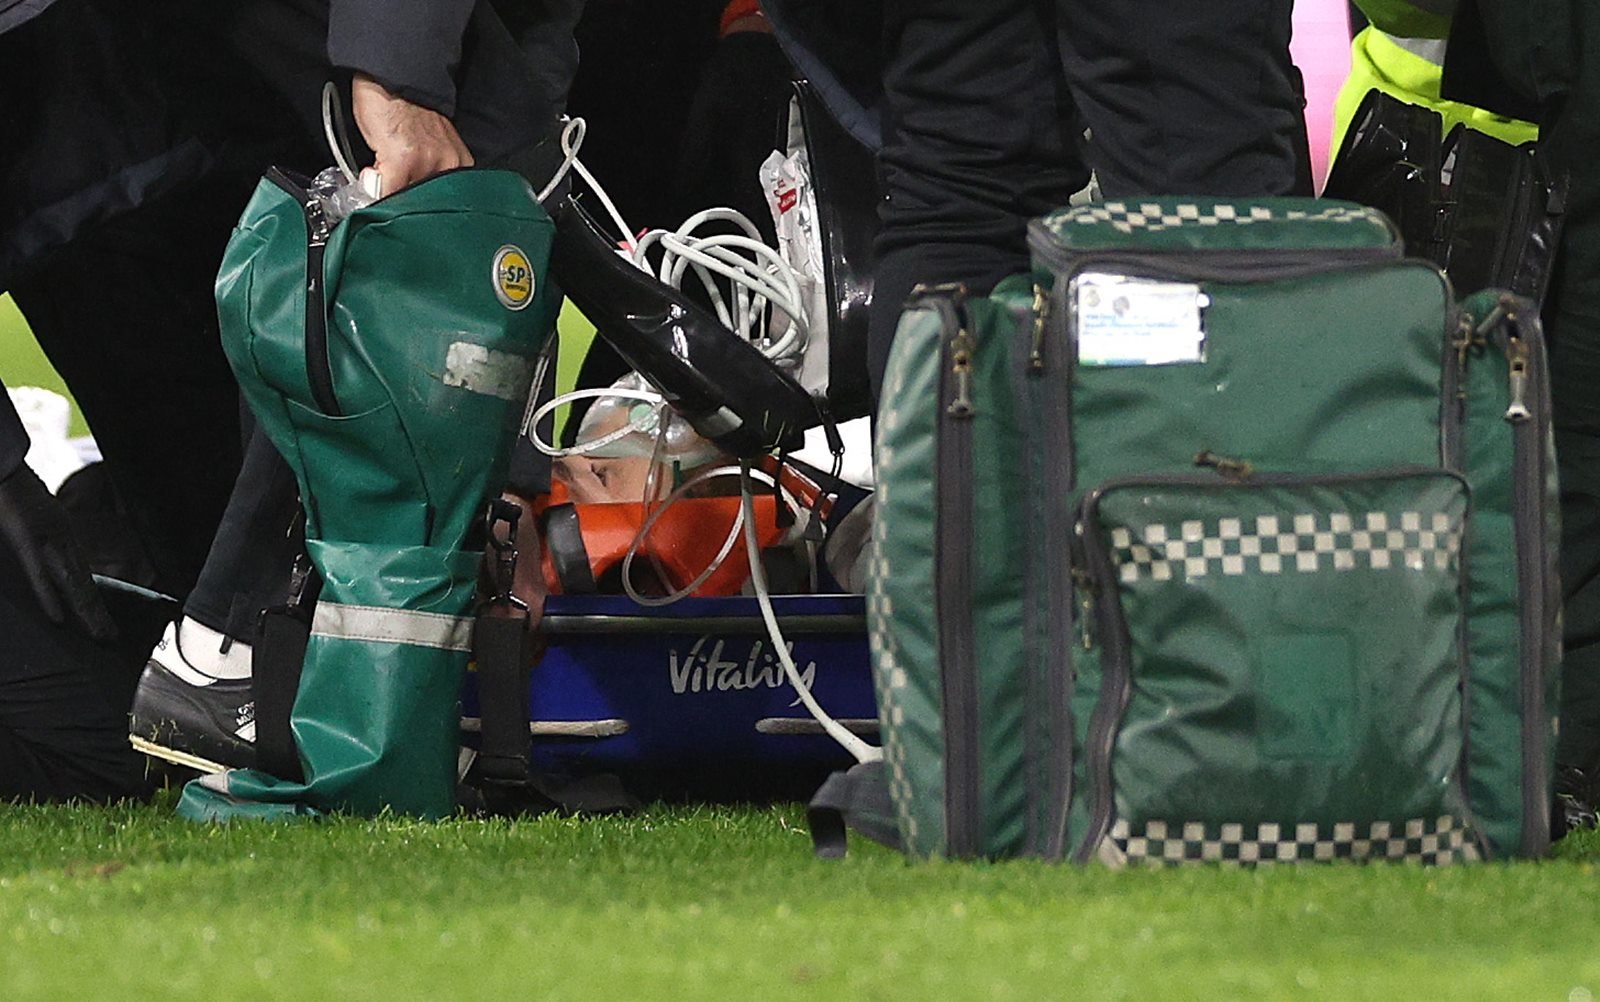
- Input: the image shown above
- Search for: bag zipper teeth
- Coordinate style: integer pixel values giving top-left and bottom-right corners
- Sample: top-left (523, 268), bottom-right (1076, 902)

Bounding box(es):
top-left (1440, 301), bottom-right (1469, 472)
top-left (933, 290), bottom-right (981, 857)
top-left (1493, 306), bottom-right (1552, 854)
top-left (1015, 304), bottom-right (1043, 855)
top-left (1071, 492), bottom-right (1130, 864)
top-left (1039, 278), bottom-right (1076, 859)
top-left (266, 167), bottom-right (341, 417)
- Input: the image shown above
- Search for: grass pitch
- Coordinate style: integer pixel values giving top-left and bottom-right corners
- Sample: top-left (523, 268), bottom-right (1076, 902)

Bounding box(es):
top-left (1, 800), bottom-right (1597, 1002)
top-left (6, 267), bottom-right (1599, 1001)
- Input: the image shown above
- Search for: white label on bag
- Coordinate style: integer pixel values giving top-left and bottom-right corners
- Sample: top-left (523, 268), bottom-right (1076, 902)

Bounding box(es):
top-left (1074, 273), bottom-right (1208, 366)
top-left (444, 341), bottom-right (534, 401)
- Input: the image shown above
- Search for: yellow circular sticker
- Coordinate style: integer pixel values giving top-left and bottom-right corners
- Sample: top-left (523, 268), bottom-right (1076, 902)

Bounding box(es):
top-left (492, 245), bottom-right (535, 311)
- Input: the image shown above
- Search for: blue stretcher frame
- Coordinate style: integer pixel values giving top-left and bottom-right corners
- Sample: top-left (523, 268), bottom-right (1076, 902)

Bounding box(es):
top-left (461, 593), bottom-right (875, 800)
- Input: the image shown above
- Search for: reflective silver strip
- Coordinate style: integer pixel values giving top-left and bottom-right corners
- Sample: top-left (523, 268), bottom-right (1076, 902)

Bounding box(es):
top-left (1380, 31), bottom-right (1448, 67)
top-left (443, 341), bottom-right (534, 401)
top-left (754, 717), bottom-right (880, 737)
top-left (311, 603), bottom-right (474, 652)
top-left (458, 717), bottom-right (631, 738)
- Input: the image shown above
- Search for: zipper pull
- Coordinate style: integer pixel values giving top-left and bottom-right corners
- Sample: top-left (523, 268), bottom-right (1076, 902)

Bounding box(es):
top-left (285, 553), bottom-right (316, 611)
top-left (1194, 449), bottom-right (1255, 480)
top-left (947, 323), bottom-right (976, 418)
top-left (305, 196), bottom-right (331, 246)
top-left (1452, 313), bottom-right (1482, 372)
top-left (1505, 335), bottom-right (1532, 423)
top-left (1071, 523), bottom-right (1097, 650)
top-left (1028, 283), bottom-right (1050, 373)
top-left (1072, 566), bottom-right (1097, 651)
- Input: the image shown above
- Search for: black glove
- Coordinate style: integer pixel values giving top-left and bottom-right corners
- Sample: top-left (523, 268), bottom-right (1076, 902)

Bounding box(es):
top-left (0, 462), bottom-right (118, 642)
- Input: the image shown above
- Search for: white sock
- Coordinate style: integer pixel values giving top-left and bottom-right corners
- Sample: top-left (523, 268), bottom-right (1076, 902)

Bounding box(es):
top-left (151, 618), bottom-right (253, 685)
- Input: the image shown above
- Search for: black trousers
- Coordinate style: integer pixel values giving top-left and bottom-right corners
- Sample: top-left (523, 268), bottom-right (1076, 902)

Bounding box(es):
top-left (130, 0), bottom-right (585, 642)
top-left (867, 0), bottom-right (1309, 401)
top-left (9, 178), bottom-right (256, 599)
top-left (0, 546), bottom-right (171, 803)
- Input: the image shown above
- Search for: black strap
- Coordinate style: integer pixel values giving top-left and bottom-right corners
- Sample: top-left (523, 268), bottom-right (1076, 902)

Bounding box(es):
top-left (531, 773), bottom-right (640, 814)
top-left (252, 552), bottom-right (318, 783)
top-left (474, 770), bottom-right (641, 817)
top-left (468, 498), bottom-right (640, 814)
top-left (474, 497), bottom-right (538, 787)
top-left (807, 760), bottom-right (903, 858)
top-left (473, 611), bottom-right (534, 785)
top-left (253, 608), bottom-right (309, 782)
top-left (540, 503), bottom-right (597, 594)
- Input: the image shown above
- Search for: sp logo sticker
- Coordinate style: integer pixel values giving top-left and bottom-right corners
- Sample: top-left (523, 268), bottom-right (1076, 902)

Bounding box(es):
top-left (492, 245), bottom-right (535, 310)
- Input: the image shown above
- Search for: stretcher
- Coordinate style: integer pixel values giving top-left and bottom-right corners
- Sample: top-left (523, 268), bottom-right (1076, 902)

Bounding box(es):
top-left (461, 593), bottom-right (873, 803)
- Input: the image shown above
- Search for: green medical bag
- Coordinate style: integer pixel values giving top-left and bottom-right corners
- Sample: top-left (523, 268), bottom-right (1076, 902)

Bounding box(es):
top-left (178, 168), bottom-right (559, 821)
top-left (826, 197), bottom-right (1559, 863)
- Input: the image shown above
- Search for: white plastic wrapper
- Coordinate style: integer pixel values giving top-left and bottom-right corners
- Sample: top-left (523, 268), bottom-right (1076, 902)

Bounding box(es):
top-left (761, 105), bottom-right (832, 397)
top-left (310, 166), bottom-right (377, 225)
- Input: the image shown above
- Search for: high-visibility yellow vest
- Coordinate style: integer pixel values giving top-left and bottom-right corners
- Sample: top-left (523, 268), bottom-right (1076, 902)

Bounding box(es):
top-left (1332, 26), bottom-right (1537, 157)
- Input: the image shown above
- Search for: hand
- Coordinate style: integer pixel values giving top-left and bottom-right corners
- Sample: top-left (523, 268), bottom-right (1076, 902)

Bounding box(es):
top-left (0, 464), bottom-right (118, 642)
top-left (350, 73), bottom-right (474, 193)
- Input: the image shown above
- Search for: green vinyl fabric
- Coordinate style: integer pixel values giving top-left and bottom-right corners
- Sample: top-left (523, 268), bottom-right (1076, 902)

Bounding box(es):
top-left (863, 197), bottom-right (1560, 864)
top-left (179, 169), bottom-right (559, 821)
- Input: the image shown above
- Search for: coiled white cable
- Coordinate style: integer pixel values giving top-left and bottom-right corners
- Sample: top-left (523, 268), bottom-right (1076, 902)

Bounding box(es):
top-left (539, 117), bottom-right (636, 248)
top-left (526, 121), bottom-right (862, 759)
top-left (543, 117), bottom-right (810, 364)
top-left (525, 387), bottom-right (668, 459)
top-left (321, 82), bottom-right (360, 184)
top-left (740, 465), bottom-right (880, 764)
top-left (531, 120), bottom-right (831, 639)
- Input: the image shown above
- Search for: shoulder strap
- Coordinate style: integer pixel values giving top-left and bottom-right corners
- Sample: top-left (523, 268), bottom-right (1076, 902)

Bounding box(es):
top-left (253, 555), bottom-right (319, 782)
top-left (807, 760), bottom-right (903, 858)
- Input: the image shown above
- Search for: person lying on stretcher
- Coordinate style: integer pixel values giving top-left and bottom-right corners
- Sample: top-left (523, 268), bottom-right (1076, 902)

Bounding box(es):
top-left (504, 369), bottom-right (872, 606)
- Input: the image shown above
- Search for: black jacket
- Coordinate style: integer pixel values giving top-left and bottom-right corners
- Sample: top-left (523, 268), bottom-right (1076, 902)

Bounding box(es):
top-left (762, 0), bottom-right (884, 150)
top-left (0, 0), bottom-right (581, 290)
top-left (1443, 0), bottom-right (1599, 322)
top-left (0, 380), bottom-right (26, 481)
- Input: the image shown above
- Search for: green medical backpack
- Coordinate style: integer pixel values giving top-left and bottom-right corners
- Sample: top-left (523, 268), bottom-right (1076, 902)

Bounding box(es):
top-left (816, 197), bottom-right (1559, 863)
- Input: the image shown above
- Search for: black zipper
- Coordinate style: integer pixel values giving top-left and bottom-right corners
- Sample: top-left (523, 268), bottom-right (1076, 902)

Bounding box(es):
top-left (266, 167), bottom-right (342, 417)
top-left (1439, 298), bottom-right (1468, 472)
top-left (1038, 276), bottom-right (1077, 859)
top-left (1069, 498), bottom-right (1131, 864)
top-left (1491, 302), bottom-right (1554, 855)
top-left (917, 285), bottom-right (982, 858)
top-left (1068, 464), bottom-right (1473, 863)
top-left (1012, 296), bottom-right (1043, 855)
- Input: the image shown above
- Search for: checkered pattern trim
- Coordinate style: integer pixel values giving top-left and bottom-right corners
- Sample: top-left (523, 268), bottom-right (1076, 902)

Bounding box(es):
top-left (1107, 510), bottom-right (1462, 584)
top-left (1106, 816), bottom-right (1480, 865)
top-left (1057, 201), bottom-right (1381, 235)
top-left (866, 358), bottom-right (918, 848)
